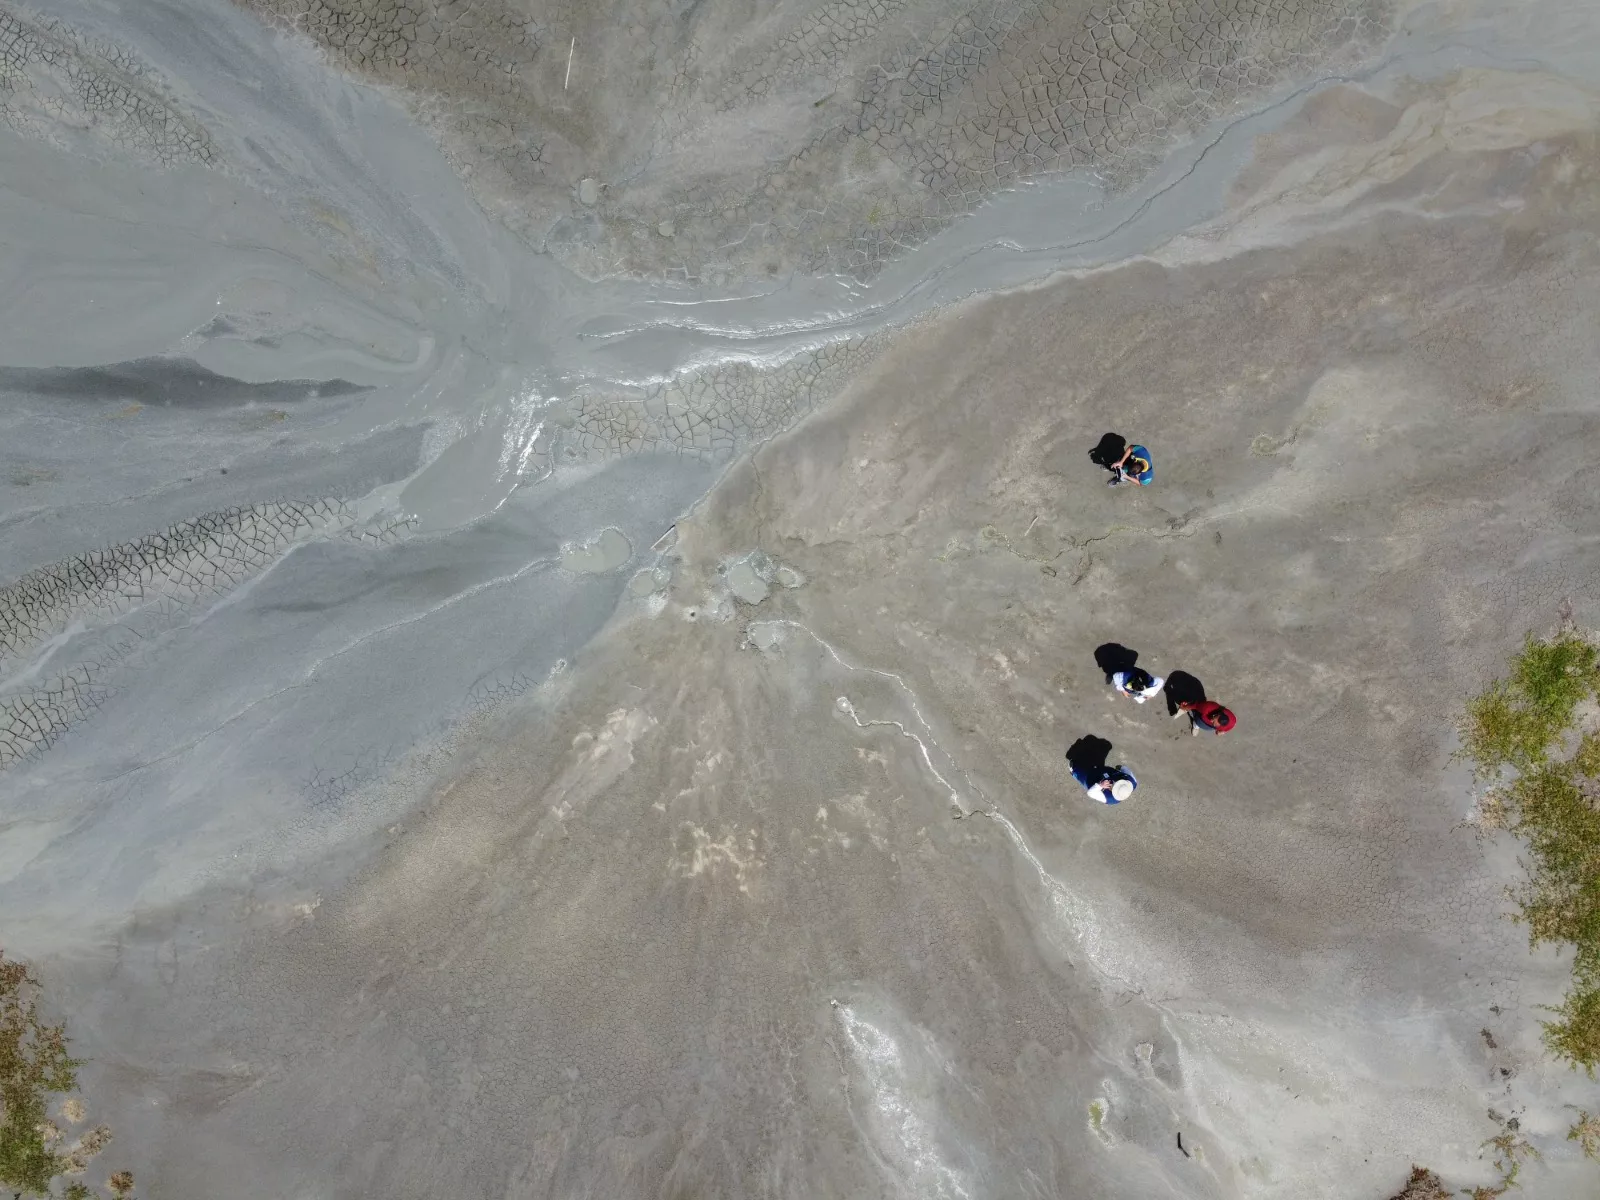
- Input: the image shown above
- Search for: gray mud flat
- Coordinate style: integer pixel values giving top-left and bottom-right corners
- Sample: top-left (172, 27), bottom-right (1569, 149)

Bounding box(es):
top-left (3, 0), bottom-right (1600, 1197)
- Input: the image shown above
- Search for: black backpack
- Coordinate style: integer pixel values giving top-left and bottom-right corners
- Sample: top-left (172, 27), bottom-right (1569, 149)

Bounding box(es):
top-left (1088, 432), bottom-right (1126, 469)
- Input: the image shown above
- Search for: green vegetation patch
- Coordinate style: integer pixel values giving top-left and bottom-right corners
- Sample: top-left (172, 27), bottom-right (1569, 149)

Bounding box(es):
top-left (1571, 1111), bottom-right (1600, 1161)
top-left (1459, 631), bottom-right (1600, 1075)
top-left (0, 950), bottom-right (129, 1198)
top-left (1479, 1128), bottom-right (1541, 1196)
top-left (1461, 633), bottom-right (1599, 772)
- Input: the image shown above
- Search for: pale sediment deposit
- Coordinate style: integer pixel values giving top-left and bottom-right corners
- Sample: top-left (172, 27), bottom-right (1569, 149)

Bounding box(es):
top-left (2, 0), bottom-right (1600, 1196)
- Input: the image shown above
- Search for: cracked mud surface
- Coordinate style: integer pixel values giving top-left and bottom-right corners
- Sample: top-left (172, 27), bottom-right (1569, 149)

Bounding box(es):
top-left (0, 7), bottom-right (216, 164)
top-left (233, 0), bottom-right (1390, 281)
top-left (3, 0), bottom-right (1600, 1197)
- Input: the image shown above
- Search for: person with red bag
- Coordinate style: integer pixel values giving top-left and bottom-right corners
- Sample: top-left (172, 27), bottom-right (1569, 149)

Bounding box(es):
top-left (1177, 698), bottom-right (1236, 736)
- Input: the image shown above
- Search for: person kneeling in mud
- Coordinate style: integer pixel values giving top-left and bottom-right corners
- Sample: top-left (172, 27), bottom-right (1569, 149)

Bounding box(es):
top-left (1075, 762), bottom-right (1138, 804)
top-left (1176, 698), bottom-right (1236, 737)
top-left (1110, 664), bottom-right (1164, 704)
top-left (1066, 735), bottom-right (1139, 805)
top-left (1110, 442), bottom-right (1154, 487)
top-left (1088, 432), bottom-right (1154, 487)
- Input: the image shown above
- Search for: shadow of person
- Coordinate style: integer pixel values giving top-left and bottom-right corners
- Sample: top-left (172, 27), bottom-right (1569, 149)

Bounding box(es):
top-left (1088, 432), bottom-right (1127, 471)
top-left (1094, 642), bottom-right (1139, 684)
top-left (1164, 670), bottom-right (1206, 717)
top-left (1066, 735), bottom-right (1113, 774)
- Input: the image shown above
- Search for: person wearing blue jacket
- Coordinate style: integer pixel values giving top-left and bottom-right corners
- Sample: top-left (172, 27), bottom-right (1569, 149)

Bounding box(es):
top-left (1072, 763), bottom-right (1137, 804)
top-left (1109, 442), bottom-right (1154, 487)
top-left (1065, 735), bottom-right (1139, 804)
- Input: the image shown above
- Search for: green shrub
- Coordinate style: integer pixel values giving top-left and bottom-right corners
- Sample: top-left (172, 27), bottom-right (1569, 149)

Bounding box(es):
top-left (0, 953), bottom-right (80, 1195)
top-left (1575, 731), bottom-right (1600, 779)
top-left (1460, 634), bottom-right (1599, 774)
top-left (0, 951), bottom-right (124, 1197)
top-left (1542, 986), bottom-right (1600, 1071)
top-left (1571, 1111), bottom-right (1600, 1160)
top-left (1462, 632), bottom-right (1600, 1074)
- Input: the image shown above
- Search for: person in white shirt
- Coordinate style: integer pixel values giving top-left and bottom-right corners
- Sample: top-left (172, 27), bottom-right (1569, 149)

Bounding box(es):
top-left (1110, 666), bottom-right (1165, 704)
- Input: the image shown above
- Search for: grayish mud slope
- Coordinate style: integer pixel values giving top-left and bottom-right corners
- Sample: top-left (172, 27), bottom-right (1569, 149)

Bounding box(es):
top-left (2, 0), bottom-right (1600, 1196)
top-left (233, 0), bottom-right (1391, 280)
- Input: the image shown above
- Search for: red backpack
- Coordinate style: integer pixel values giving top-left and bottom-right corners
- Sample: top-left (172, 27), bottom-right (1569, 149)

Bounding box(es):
top-left (1194, 701), bottom-right (1236, 732)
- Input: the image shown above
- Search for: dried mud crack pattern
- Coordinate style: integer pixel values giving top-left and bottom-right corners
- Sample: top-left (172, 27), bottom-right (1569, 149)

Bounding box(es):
top-left (715, 0), bottom-right (914, 110)
top-left (239, 0), bottom-right (540, 91)
top-left (865, 0), bottom-right (1389, 183)
top-left (234, 0), bottom-right (552, 196)
top-left (0, 500), bottom-right (408, 770)
top-left (799, 0), bottom-right (1390, 278)
top-left (221, 0), bottom-right (1393, 282)
top-left (607, 0), bottom-right (1395, 280)
top-left (0, 3), bottom-right (216, 165)
top-left (552, 339), bottom-right (872, 467)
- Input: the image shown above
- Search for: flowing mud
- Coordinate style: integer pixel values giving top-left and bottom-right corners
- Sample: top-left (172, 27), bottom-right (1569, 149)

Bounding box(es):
top-left (3, 0), bottom-right (1600, 1196)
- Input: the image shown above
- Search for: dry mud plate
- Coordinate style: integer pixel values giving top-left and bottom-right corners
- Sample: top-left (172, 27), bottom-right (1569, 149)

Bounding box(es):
top-left (2, 0), bottom-right (1600, 1197)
